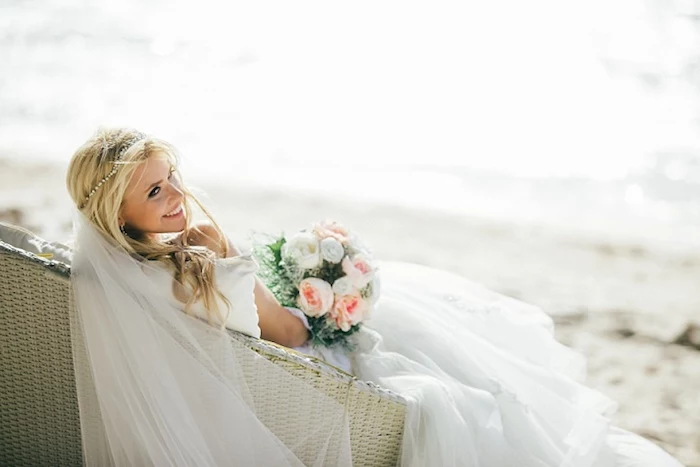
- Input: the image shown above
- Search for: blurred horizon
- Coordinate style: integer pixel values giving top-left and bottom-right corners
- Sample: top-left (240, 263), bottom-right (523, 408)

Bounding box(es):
top-left (1, 0), bottom-right (700, 244)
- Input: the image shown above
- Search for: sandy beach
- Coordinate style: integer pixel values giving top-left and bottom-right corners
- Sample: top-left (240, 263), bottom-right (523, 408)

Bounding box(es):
top-left (1, 158), bottom-right (699, 465)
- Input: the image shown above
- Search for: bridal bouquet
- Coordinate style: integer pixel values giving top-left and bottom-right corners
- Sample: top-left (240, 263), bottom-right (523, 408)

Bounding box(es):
top-left (252, 220), bottom-right (379, 349)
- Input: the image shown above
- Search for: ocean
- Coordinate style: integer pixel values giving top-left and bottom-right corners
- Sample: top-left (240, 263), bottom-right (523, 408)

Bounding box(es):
top-left (1, 0), bottom-right (699, 247)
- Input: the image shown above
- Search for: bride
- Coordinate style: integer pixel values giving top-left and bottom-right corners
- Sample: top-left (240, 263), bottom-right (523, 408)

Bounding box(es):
top-left (65, 127), bottom-right (683, 466)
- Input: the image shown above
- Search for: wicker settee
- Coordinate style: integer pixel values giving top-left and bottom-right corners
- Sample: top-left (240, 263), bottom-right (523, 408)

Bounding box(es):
top-left (0, 224), bottom-right (407, 466)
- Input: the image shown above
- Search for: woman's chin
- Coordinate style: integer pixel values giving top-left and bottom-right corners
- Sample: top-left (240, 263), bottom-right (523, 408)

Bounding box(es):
top-left (162, 220), bottom-right (186, 233)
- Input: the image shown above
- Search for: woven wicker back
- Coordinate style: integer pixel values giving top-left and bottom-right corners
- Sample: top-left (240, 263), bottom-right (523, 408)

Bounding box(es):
top-left (0, 242), bottom-right (83, 466)
top-left (0, 238), bottom-right (408, 466)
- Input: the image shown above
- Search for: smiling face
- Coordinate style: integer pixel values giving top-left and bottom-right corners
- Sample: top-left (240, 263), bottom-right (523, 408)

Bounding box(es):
top-left (118, 154), bottom-right (187, 237)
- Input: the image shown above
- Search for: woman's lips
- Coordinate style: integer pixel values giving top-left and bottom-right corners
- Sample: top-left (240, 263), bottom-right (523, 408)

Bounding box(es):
top-left (163, 205), bottom-right (183, 218)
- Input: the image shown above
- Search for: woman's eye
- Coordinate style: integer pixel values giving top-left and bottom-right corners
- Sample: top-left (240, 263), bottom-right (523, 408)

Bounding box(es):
top-left (148, 186), bottom-right (160, 198)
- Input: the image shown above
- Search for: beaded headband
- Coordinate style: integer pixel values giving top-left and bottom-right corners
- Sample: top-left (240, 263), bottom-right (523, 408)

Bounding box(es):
top-left (80, 131), bottom-right (147, 208)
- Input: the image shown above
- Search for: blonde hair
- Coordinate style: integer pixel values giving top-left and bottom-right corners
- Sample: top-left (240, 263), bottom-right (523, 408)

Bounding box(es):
top-left (66, 126), bottom-right (232, 329)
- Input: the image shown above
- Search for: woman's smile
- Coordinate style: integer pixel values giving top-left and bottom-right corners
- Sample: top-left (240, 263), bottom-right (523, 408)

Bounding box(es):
top-left (163, 204), bottom-right (183, 218)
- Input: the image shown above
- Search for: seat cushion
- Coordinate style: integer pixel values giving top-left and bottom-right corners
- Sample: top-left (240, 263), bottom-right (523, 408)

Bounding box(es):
top-left (0, 222), bottom-right (73, 265)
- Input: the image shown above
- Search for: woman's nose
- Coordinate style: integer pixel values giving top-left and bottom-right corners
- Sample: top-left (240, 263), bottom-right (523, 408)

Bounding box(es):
top-left (168, 180), bottom-right (184, 202)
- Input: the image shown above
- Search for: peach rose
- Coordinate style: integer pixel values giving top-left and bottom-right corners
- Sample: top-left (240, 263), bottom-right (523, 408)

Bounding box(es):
top-left (330, 294), bottom-right (367, 332)
top-left (297, 278), bottom-right (334, 317)
top-left (341, 255), bottom-right (373, 288)
top-left (312, 220), bottom-right (350, 245)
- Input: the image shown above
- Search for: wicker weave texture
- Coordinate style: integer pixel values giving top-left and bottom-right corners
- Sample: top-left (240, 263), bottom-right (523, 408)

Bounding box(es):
top-left (0, 250), bottom-right (83, 466)
top-left (0, 241), bottom-right (407, 466)
top-left (233, 338), bottom-right (406, 466)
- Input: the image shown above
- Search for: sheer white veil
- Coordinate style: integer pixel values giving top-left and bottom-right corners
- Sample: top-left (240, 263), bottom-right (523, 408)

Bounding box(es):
top-left (68, 207), bottom-right (353, 466)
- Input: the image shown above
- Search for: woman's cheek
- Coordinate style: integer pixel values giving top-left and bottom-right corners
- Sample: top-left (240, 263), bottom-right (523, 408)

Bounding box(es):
top-left (151, 198), bottom-right (165, 221)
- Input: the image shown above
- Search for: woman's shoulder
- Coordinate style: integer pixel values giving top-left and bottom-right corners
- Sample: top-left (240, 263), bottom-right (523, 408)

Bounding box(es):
top-left (186, 220), bottom-right (232, 257)
top-left (159, 220), bottom-right (226, 253)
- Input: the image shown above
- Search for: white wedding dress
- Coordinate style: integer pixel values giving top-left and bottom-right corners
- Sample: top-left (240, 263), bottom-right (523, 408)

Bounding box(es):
top-left (72, 209), bottom-right (683, 467)
top-left (331, 262), bottom-right (683, 466)
top-left (169, 256), bottom-right (683, 467)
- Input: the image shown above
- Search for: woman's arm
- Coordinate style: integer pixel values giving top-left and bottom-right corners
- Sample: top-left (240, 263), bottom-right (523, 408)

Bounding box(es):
top-left (188, 221), bottom-right (310, 348)
top-left (252, 277), bottom-right (310, 347)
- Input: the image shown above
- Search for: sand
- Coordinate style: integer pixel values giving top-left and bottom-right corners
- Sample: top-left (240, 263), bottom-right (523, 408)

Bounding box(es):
top-left (1, 158), bottom-right (699, 465)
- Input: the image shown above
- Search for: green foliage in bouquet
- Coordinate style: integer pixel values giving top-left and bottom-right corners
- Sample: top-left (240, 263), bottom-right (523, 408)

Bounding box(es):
top-left (251, 236), bottom-right (299, 307)
top-left (308, 316), bottom-right (361, 350)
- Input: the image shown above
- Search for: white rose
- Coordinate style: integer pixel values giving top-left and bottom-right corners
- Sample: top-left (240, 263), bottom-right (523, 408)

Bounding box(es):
top-left (320, 237), bottom-right (345, 264)
top-left (282, 232), bottom-right (321, 270)
top-left (331, 277), bottom-right (356, 297)
top-left (297, 278), bottom-right (334, 317)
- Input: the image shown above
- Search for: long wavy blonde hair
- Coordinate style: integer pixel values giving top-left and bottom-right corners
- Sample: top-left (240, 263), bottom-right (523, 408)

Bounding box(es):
top-left (66, 126), bottom-right (232, 329)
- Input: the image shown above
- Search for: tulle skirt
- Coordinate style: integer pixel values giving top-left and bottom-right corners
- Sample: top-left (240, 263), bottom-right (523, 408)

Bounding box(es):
top-left (348, 261), bottom-right (682, 467)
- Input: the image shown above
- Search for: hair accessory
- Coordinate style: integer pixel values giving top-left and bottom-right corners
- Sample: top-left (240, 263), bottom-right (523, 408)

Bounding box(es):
top-left (81, 131), bottom-right (147, 208)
